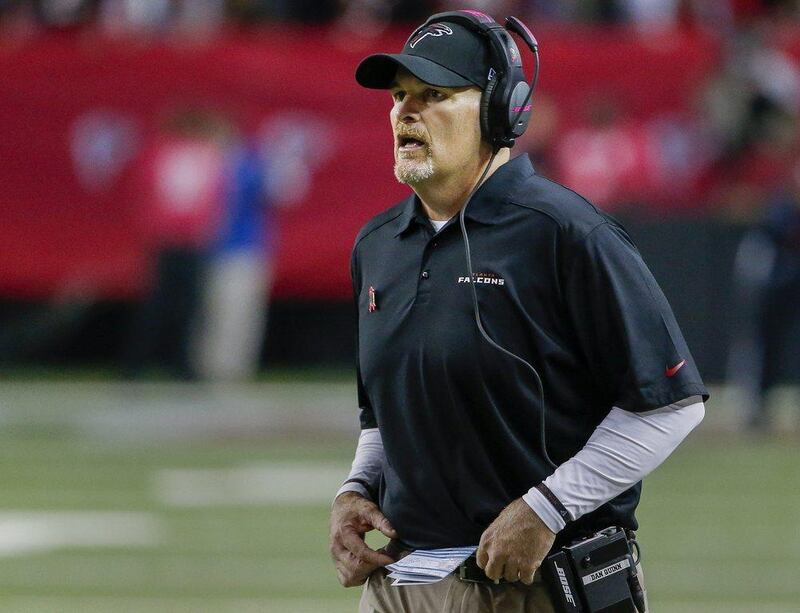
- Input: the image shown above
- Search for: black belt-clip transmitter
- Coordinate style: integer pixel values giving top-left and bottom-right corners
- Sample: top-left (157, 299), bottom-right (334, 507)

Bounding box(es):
top-left (542, 527), bottom-right (646, 613)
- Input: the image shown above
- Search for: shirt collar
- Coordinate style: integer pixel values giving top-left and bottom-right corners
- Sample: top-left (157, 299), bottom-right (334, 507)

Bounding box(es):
top-left (393, 154), bottom-right (535, 237)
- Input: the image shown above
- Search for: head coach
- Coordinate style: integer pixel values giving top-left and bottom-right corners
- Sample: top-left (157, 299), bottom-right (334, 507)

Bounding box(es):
top-left (329, 9), bottom-right (708, 613)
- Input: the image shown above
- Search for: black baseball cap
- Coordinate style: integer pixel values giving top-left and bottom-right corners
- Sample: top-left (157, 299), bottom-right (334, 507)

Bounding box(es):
top-left (356, 21), bottom-right (491, 90)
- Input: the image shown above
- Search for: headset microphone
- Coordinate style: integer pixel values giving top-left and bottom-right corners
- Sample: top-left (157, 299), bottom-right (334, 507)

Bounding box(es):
top-left (450, 13), bottom-right (559, 471)
top-left (505, 16), bottom-right (539, 55)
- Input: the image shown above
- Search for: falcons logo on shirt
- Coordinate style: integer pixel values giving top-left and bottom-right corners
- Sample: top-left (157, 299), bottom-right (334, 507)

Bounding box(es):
top-left (409, 24), bottom-right (453, 48)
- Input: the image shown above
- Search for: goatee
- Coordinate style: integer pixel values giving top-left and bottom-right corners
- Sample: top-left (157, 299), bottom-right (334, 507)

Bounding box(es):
top-left (394, 151), bottom-right (435, 184)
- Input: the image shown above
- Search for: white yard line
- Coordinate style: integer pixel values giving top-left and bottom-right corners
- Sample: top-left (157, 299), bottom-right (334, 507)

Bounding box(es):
top-left (0, 511), bottom-right (164, 556)
top-left (154, 462), bottom-right (350, 506)
top-left (0, 381), bottom-right (359, 441)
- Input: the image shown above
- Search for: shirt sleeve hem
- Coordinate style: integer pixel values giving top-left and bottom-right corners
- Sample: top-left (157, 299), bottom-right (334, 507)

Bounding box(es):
top-left (333, 482), bottom-right (372, 505)
top-left (616, 384), bottom-right (709, 413)
top-left (359, 413), bottom-right (378, 429)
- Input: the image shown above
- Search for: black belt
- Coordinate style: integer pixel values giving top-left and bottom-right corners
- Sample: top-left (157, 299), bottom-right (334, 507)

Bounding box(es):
top-left (457, 554), bottom-right (504, 584)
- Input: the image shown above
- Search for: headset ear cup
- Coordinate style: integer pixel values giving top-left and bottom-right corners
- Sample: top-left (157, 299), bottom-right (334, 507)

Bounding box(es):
top-left (480, 77), bottom-right (497, 146)
top-left (508, 81), bottom-right (532, 138)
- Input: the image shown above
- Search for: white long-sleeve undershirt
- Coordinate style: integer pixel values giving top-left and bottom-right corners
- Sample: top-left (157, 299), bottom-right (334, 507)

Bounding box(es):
top-left (335, 428), bottom-right (384, 501)
top-left (335, 396), bottom-right (705, 534)
top-left (522, 395), bottom-right (705, 532)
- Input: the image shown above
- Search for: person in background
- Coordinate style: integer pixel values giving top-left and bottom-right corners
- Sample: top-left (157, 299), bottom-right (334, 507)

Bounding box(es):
top-left (728, 153), bottom-right (800, 431)
top-left (194, 133), bottom-right (274, 381)
top-left (121, 107), bottom-right (229, 380)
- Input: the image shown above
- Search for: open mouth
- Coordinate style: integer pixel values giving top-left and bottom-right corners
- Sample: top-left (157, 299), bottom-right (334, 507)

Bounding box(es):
top-left (397, 135), bottom-right (427, 151)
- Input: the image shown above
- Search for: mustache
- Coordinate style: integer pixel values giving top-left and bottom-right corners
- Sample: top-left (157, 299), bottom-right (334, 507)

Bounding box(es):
top-left (394, 125), bottom-right (429, 144)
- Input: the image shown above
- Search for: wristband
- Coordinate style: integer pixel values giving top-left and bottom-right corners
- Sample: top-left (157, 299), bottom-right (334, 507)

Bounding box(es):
top-left (535, 482), bottom-right (571, 523)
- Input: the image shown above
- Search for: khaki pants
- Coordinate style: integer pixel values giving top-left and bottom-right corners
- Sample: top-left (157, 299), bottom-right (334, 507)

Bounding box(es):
top-left (358, 564), bottom-right (648, 613)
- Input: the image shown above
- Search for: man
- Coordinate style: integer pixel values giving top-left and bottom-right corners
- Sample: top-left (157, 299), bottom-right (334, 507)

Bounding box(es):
top-left (122, 108), bottom-right (228, 380)
top-left (330, 11), bottom-right (708, 612)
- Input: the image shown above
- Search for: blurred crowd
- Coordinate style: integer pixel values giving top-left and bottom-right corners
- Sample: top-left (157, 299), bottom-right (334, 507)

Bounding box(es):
top-left (2, 0), bottom-right (800, 215)
top-left (3, 1), bottom-right (800, 218)
top-left (3, 0), bottom-right (800, 33)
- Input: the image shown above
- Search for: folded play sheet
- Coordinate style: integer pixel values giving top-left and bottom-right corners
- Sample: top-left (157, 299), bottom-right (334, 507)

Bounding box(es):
top-left (386, 546), bottom-right (478, 586)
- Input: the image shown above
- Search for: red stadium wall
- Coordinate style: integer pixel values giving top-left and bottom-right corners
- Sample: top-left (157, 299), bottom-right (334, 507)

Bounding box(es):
top-left (0, 26), bottom-right (720, 300)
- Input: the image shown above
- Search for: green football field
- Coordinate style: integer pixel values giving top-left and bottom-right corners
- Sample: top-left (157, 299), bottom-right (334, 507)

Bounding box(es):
top-left (0, 379), bottom-right (797, 612)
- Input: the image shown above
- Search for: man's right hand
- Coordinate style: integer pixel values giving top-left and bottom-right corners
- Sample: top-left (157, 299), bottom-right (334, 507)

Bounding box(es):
top-left (329, 491), bottom-right (399, 587)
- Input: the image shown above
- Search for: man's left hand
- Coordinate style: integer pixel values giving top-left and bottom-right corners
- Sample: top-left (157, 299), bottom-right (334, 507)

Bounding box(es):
top-left (476, 497), bottom-right (556, 584)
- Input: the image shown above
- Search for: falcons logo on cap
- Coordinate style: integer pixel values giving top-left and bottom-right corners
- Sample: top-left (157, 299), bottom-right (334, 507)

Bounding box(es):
top-left (409, 23), bottom-right (453, 48)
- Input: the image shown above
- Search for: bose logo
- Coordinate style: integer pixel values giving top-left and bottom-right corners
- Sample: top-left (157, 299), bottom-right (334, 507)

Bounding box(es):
top-left (555, 564), bottom-right (577, 606)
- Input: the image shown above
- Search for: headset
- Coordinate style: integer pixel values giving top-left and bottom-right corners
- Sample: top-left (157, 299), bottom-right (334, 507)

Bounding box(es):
top-left (408, 11), bottom-right (557, 469)
top-left (405, 10), bottom-right (540, 151)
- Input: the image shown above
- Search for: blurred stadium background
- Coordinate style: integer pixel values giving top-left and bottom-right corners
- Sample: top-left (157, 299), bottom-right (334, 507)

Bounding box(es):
top-left (1, 0), bottom-right (799, 611)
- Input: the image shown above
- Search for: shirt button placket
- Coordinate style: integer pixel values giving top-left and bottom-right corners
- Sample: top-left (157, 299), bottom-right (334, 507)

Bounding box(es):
top-left (415, 247), bottom-right (433, 305)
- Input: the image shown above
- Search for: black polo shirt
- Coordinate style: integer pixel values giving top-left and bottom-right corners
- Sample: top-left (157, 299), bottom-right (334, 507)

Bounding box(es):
top-left (352, 153), bottom-right (707, 550)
